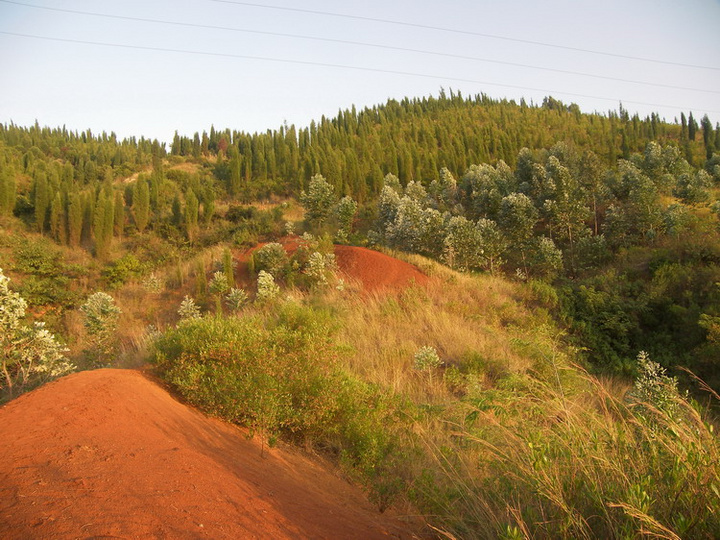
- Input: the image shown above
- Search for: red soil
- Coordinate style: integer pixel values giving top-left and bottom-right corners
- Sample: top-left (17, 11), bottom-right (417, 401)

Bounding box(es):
top-left (0, 369), bottom-right (420, 539)
top-left (333, 245), bottom-right (428, 293)
top-left (235, 239), bottom-right (428, 293)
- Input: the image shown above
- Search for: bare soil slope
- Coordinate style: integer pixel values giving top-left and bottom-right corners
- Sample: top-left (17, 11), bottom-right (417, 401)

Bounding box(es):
top-left (235, 240), bottom-right (428, 293)
top-left (333, 245), bottom-right (428, 292)
top-left (0, 369), bottom-right (418, 539)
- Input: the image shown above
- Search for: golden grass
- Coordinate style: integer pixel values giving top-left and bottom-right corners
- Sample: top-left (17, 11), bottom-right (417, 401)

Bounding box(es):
top-left (335, 256), bottom-right (548, 403)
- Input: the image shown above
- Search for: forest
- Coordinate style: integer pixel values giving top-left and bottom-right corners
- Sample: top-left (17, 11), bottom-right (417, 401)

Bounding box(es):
top-left (2, 93), bottom-right (720, 538)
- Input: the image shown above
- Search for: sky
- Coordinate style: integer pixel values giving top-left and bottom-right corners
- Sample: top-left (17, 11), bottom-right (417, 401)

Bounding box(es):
top-left (1, 0), bottom-right (719, 144)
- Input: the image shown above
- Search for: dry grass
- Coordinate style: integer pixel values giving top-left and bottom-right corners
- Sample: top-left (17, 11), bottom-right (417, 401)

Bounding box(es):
top-left (335, 258), bottom-right (548, 403)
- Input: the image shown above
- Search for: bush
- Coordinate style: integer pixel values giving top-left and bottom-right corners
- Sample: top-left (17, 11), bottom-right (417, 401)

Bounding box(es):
top-left (251, 242), bottom-right (288, 278)
top-left (151, 305), bottom-right (411, 506)
top-left (80, 292), bottom-right (121, 367)
top-left (256, 271), bottom-right (280, 302)
top-left (1, 268), bottom-right (73, 399)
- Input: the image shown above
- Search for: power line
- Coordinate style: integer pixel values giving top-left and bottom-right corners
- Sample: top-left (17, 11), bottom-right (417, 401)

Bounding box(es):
top-left (1, 0), bottom-right (717, 96)
top-left (2, 30), bottom-right (718, 116)
top-left (209, 0), bottom-right (720, 72)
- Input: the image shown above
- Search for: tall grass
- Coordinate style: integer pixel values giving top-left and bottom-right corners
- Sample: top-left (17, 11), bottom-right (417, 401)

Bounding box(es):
top-left (147, 250), bottom-right (720, 538)
top-left (413, 371), bottom-right (720, 539)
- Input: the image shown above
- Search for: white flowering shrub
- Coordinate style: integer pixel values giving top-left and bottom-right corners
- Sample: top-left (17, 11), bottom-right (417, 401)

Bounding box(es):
top-left (178, 295), bottom-right (202, 321)
top-left (256, 270), bottom-right (280, 302)
top-left (209, 271), bottom-right (230, 296)
top-left (414, 346), bottom-right (443, 372)
top-left (80, 291), bottom-right (121, 367)
top-left (629, 351), bottom-right (685, 424)
top-left (303, 251), bottom-right (337, 287)
top-left (225, 287), bottom-right (249, 312)
top-left (1, 268), bottom-right (73, 399)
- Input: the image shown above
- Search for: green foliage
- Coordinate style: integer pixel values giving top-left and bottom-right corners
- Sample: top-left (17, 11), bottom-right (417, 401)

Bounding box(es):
top-left (1, 268), bottom-right (73, 399)
top-left (152, 305), bottom-right (409, 506)
top-left (80, 291), bottom-right (121, 367)
top-left (208, 271), bottom-right (230, 296)
top-left (12, 240), bottom-right (77, 307)
top-left (413, 346), bottom-right (443, 372)
top-left (178, 295), bottom-right (201, 321)
top-left (628, 351), bottom-right (683, 424)
top-left (251, 242), bottom-right (289, 278)
top-left (224, 287), bottom-right (249, 312)
top-left (132, 179), bottom-right (150, 233)
top-left (300, 174), bottom-right (336, 228)
top-left (256, 270), bottom-right (280, 302)
top-left (101, 253), bottom-right (145, 289)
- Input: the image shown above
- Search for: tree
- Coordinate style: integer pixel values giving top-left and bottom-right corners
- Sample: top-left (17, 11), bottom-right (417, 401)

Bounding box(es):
top-left (498, 193), bottom-right (538, 274)
top-left (443, 215), bottom-right (483, 271)
top-left (688, 112), bottom-right (698, 141)
top-left (300, 174), bottom-right (336, 228)
top-left (132, 179), bottom-right (150, 233)
top-left (33, 171), bottom-right (50, 233)
top-left (476, 218), bottom-right (507, 274)
top-left (334, 195), bottom-right (358, 243)
top-left (256, 270), bottom-right (280, 302)
top-left (49, 192), bottom-right (66, 245)
top-left (113, 191), bottom-right (125, 238)
top-left (93, 193), bottom-right (114, 260)
top-left (1, 268), bottom-right (72, 399)
top-left (701, 115), bottom-right (715, 159)
top-left (0, 170), bottom-right (16, 216)
top-left (178, 295), bottom-right (201, 321)
top-left (68, 192), bottom-right (83, 248)
top-left (80, 292), bottom-right (121, 367)
top-left (184, 189), bottom-right (199, 242)
top-left (223, 247), bottom-right (235, 288)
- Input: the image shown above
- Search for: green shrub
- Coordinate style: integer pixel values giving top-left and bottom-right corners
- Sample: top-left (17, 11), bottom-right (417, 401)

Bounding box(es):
top-left (151, 305), bottom-right (412, 506)
top-left (80, 291), bottom-right (121, 367)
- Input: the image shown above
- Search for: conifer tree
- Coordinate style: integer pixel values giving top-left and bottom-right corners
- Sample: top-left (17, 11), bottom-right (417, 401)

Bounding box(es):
top-left (701, 115), bottom-right (715, 159)
top-left (49, 192), bottom-right (67, 244)
top-left (68, 192), bottom-right (83, 248)
top-left (113, 191), bottom-right (125, 238)
top-left (132, 179), bottom-right (150, 233)
top-left (185, 189), bottom-right (199, 242)
top-left (688, 112), bottom-right (698, 141)
top-left (33, 171), bottom-right (50, 233)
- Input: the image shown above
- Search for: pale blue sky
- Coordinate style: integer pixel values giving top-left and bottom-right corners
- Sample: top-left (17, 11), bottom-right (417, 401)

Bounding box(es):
top-left (1, 0), bottom-right (719, 143)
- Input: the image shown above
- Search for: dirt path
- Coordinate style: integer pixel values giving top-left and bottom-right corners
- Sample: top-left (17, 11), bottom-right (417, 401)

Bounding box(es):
top-left (0, 369), bottom-right (421, 539)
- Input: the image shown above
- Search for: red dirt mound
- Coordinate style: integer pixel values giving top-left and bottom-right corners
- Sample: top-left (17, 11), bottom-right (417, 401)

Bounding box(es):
top-left (0, 370), bottom-right (419, 539)
top-left (334, 246), bottom-right (428, 293)
top-left (234, 240), bottom-right (428, 293)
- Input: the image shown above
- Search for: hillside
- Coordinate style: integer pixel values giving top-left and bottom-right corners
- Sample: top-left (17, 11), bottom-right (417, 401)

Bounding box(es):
top-left (0, 369), bottom-right (418, 539)
top-left (1, 93), bottom-right (720, 538)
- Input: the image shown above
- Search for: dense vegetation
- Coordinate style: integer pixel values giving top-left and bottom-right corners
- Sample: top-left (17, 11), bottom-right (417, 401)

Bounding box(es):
top-left (2, 93), bottom-right (720, 538)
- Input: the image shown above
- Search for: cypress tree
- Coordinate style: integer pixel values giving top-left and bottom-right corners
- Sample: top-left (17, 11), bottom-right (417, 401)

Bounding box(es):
top-left (33, 171), bottom-right (50, 233)
top-left (114, 191), bottom-right (125, 238)
top-left (49, 192), bottom-right (66, 244)
top-left (133, 179), bottom-right (150, 233)
top-left (688, 112), bottom-right (698, 141)
top-left (184, 189), bottom-right (199, 242)
top-left (68, 192), bottom-right (83, 247)
top-left (701, 115), bottom-right (715, 159)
